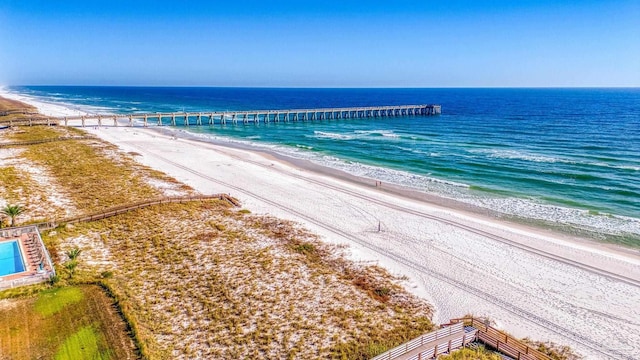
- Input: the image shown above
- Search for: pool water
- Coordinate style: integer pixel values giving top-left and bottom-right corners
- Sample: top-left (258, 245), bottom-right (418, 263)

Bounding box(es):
top-left (0, 240), bottom-right (26, 277)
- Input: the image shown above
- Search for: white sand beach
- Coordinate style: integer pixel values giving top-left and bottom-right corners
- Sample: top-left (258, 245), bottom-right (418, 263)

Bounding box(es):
top-left (4, 90), bottom-right (640, 359)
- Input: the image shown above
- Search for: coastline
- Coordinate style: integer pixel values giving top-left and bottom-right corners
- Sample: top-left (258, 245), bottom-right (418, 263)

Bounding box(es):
top-left (170, 127), bottom-right (640, 258)
top-left (3, 89), bottom-right (640, 359)
top-left (4, 87), bottom-right (640, 245)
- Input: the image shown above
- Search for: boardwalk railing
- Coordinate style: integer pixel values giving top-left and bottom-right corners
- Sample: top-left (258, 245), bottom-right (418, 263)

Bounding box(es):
top-left (35, 194), bottom-right (239, 230)
top-left (448, 317), bottom-right (551, 360)
top-left (38, 104), bottom-right (441, 127)
top-left (0, 117), bottom-right (60, 127)
top-left (371, 322), bottom-right (477, 360)
top-left (2, 195), bottom-right (238, 232)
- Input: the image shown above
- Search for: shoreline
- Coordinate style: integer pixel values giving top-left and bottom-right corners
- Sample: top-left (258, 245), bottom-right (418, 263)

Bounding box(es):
top-left (168, 127), bottom-right (640, 258)
top-left (3, 87), bottom-right (639, 246)
top-left (3, 87), bottom-right (640, 271)
top-left (3, 89), bottom-right (640, 358)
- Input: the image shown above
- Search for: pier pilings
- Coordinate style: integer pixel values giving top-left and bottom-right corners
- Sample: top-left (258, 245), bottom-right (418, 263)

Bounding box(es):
top-left (52, 104), bottom-right (441, 128)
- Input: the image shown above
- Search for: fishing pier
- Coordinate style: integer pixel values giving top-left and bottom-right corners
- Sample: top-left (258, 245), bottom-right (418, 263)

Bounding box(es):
top-left (25, 104), bottom-right (441, 127)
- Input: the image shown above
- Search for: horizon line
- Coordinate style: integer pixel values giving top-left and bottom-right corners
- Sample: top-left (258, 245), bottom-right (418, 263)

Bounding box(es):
top-left (3, 84), bottom-right (639, 89)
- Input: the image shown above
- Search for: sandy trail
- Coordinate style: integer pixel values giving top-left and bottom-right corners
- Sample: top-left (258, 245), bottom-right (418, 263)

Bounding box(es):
top-left (2, 90), bottom-right (640, 359)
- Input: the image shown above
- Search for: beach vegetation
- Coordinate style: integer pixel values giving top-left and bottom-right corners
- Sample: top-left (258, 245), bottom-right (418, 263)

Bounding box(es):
top-left (1, 203), bottom-right (25, 226)
top-left (438, 346), bottom-right (501, 359)
top-left (66, 246), bottom-right (82, 260)
top-left (521, 338), bottom-right (583, 360)
top-left (48, 200), bottom-right (434, 359)
top-left (0, 161), bottom-right (72, 223)
top-left (0, 125), bottom-right (193, 218)
top-left (64, 260), bottom-right (79, 278)
top-left (49, 274), bottom-right (61, 285)
top-left (0, 283), bottom-right (50, 300)
top-left (7, 124), bottom-right (64, 141)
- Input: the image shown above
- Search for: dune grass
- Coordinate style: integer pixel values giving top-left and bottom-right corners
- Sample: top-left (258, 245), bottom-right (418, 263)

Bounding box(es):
top-left (6, 126), bottom-right (191, 215)
top-left (0, 164), bottom-right (58, 225)
top-left (19, 139), bottom-right (160, 212)
top-left (0, 285), bottom-right (138, 360)
top-left (0, 166), bottom-right (30, 203)
top-left (521, 338), bottom-right (583, 360)
top-left (5, 125), bottom-right (68, 142)
top-left (49, 200), bottom-right (434, 359)
top-left (438, 347), bottom-right (501, 360)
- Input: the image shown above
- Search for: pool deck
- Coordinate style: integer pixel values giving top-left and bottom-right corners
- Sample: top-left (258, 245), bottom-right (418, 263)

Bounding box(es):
top-left (0, 226), bottom-right (55, 289)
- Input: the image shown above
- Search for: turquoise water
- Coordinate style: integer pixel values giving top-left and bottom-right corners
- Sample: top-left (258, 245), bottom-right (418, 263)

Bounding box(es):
top-left (8, 86), bottom-right (640, 240)
top-left (0, 240), bottom-right (26, 277)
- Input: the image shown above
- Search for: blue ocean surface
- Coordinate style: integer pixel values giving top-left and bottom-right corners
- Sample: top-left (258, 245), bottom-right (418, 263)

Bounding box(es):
top-left (8, 86), bottom-right (640, 242)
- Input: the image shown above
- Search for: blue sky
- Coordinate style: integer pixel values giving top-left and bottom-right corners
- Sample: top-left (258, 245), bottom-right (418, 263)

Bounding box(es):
top-left (1, 0), bottom-right (638, 87)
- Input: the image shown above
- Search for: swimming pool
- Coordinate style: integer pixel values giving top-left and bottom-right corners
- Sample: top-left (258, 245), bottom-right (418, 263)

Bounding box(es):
top-left (0, 240), bottom-right (26, 277)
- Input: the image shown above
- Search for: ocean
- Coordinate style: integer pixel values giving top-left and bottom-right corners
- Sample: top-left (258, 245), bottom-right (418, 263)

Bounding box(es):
top-left (8, 86), bottom-right (640, 244)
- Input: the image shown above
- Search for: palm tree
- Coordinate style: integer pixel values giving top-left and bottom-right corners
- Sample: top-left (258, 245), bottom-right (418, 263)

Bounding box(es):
top-left (1, 204), bottom-right (25, 227)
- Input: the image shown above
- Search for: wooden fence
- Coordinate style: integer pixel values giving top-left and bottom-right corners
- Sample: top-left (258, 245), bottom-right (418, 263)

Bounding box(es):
top-left (35, 194), bottom-right (240, 230)
top-left (448, 317), bottom-right (551, 360)
top-left (0, 117), bottom-right (59, 127)
top-left (371, 322), bottom-right (477, 360)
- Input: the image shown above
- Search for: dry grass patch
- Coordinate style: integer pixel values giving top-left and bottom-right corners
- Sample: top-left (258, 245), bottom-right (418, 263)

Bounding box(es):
top-left (438, 347), bottom-right (501, 360)
top-left (521, 338), bottom-right (582, 360)
top-left (0, 164), bottom-right (68, 223)
top-left (0, 166), bottom-right (31, 203)
top-left (0, 130), bottom-right (77, 221)
top-left (0, 97), bottom-right (35, 112)
top-left (0, 97), bottom-right (38, 124)
top-left (49, 201), bottom-right (433, 359)
top-left (4, 125), bottom-right (69, 142)
top-left (8, 126), bottom-right (192, 214)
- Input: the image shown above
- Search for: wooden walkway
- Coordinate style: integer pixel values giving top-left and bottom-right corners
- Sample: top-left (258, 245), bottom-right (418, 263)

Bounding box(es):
top-left (35, 194), bottom-right (239, 230)
top-left (371, 322), bottom-right (477, 360)
top-left (447, 317), bottom-right (552, 360)
top-left (371, 317), bottom-right (553, 360)
top-left (0, 195), bottom-right (239, 233)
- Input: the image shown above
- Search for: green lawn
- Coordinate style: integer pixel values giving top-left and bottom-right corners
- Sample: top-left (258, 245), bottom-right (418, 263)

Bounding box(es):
top-left (0, 285), bottom-right (139, 360)
top-left (35, 287), bottom-right (84, 317)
